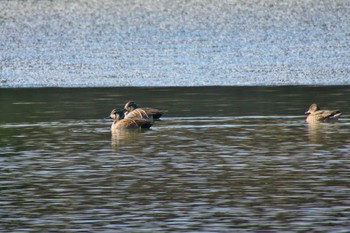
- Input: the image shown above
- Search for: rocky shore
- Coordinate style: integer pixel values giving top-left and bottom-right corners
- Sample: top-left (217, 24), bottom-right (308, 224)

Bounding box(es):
top-left (1, 0), bottom-right (349, 87)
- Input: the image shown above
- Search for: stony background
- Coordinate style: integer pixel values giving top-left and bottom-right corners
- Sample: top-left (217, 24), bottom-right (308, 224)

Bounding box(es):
top-left (1, 0), bottom-right (350, 87)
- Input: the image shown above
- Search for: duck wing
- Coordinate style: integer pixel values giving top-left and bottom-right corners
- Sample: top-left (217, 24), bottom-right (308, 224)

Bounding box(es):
top-left (133, 118), bottom-right (153, 128)
top-left (316, 109), bottom-right (342, 120)
top-left (143, 107), bottom-right (167, 119)
top-left (125, 109), bottom-right (150, 119)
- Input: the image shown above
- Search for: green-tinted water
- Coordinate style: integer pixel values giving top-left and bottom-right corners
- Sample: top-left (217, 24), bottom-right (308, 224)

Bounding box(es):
top-left (1, 86), bottom-right (350, 232)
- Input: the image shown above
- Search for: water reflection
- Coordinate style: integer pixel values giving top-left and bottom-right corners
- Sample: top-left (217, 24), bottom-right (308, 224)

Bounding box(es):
top-left (1, 87), bottom-right (350, 232)
top-left (307, 122), bottom-right (324, 144)
top-left (306, 121), bottom-right (344, 145)
top-left (111, 129), bottom-right (148, 152)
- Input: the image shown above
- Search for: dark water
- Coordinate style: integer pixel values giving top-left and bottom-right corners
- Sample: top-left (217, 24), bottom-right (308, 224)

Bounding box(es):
top-left (1, 0), bottom-right (350, 87)
top-left (1, 86), bottom-right (350, 232)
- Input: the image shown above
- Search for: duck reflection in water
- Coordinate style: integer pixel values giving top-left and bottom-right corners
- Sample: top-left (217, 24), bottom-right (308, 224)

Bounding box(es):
top-left (306, 122), bottom-right (343, 145)
top-left (307, 123), bottom-right (325, 144)
top-left (111, 129), bottom-right (145, 152)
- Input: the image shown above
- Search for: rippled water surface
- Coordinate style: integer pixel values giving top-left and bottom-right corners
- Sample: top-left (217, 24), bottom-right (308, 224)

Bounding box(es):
top-left (1, 87), bottom-right (350, 232)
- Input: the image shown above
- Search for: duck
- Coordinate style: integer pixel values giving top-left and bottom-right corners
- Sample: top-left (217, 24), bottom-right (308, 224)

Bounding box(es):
top-left (305, 103), bottom-right (342, 123)
top-left (107, 108), bottom-right (152, 131)
top-left (124, 101), bottom-right (166, 119)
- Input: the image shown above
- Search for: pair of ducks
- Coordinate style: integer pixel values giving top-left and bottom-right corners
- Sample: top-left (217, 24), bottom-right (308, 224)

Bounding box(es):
top-left (107, 101), bottom-right (165, 132)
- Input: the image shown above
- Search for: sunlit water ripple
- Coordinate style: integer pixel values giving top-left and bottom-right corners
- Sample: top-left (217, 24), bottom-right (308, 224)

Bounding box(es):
top-left (1, 115), bottom-right (350, 232)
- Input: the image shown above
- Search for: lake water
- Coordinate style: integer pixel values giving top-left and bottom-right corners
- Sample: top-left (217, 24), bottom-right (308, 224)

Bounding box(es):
top-left (1, 86), bottom-right (350, 232)
top-left (1, 0), bottom-right (350, 87)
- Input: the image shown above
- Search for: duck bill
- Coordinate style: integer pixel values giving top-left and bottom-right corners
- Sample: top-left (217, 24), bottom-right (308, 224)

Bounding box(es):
top-left (304, 110), bottom-right (310, 115)
top-left (105, 116), bottom-right (113, 119)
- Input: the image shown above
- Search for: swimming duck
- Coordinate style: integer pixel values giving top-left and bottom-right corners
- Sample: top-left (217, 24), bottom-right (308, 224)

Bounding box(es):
top-left (305, 103), bottom-right (342, 123)
top-left (124, 101), bottom-right (166, 119)
top-left (108, 108), bottom-right (152, 131)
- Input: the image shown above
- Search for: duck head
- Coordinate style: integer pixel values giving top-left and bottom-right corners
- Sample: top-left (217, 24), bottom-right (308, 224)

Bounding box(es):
top-left (107, 108), bottom-right (125, 120)
top-left (305, 103), bottom-right (320, 114)
top-left (124, 101), bottom-right (138, 112)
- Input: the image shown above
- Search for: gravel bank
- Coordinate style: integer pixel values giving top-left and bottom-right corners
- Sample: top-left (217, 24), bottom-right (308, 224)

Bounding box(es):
top-left (1, 0), bottom-right (350, 87)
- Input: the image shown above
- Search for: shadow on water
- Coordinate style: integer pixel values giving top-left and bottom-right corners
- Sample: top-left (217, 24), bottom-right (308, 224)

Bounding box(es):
top-left (1, 87), bottom-right (350, 232)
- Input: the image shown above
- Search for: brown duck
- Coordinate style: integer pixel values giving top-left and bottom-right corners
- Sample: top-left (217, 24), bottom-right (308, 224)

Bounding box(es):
top-left (124, 101), bottom-right (166, 119)
top-left (108, 108), bottom-right (152, 131)
top-left (305, 103), bottom-right (342, 123)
